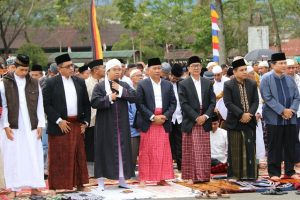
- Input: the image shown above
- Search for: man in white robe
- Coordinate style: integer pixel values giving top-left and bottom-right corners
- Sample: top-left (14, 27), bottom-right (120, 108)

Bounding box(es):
top-left (212, 65), bottom-right (230, 100)
top-left (212, 65), bottom-right (230, 123)
top-left (1, 54), bottom-right (45, 198)
top-left (210, 113), bottom-right (228, 173)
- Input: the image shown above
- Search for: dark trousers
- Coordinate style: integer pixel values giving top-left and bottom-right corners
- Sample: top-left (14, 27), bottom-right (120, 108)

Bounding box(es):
top-left (170, 121), bottom-right (182, 170)
top-left (131, 136), bottom-right (140, 170)
top-left (266, 124), bottom-right (298, 177)
top-left (84, 127), bottom-right (95, 162)
top-left (227, 130), bottom-right (257, 180)
top-left (296, 118), bottom-right (300, 163)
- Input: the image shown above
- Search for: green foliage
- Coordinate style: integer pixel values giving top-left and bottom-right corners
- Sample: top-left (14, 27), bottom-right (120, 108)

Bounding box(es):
top-left (112, 33), bottom-right (164, 62)
top-left (16, 43), bottom-right (48, 68)
top-left (191, 4), bottom-right (212, 55)
top-left (1, 0), bottom-right (300, 60)
top-left (115, 0), bottom-right (195, 59)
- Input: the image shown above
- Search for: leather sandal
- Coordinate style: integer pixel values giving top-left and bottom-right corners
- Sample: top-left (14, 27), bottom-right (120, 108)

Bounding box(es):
top-left (219, 189), bottom-right (230, 198)
top-left (207, 191), bottom-right (218, 199)
top-left (195, 191), bottom-right (209, 199)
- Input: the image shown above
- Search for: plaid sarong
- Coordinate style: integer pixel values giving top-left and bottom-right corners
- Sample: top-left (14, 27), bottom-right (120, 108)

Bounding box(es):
top-left (48, 118), bottom-right (89, 190)
top-left (182, 125), bottom-right (211, 182)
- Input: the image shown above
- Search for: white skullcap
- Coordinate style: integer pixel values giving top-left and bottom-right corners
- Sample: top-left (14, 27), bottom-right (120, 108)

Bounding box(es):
top-left (212, 65), bottom-right (222, 74)
top-left (6, 56), bottom-right (16, 66)
top-left (130, 69), bottom-right (141, 78)
top-left (206, 62), bottom-right (217, 70)
top-left (258, 61), bottom-right (269, 67)
top-left (105, 58), bottom-right (121, 74)
top-left (247, 66), bottom-right (254, 73)
top-left (286, 59), bottom-right (295, 66)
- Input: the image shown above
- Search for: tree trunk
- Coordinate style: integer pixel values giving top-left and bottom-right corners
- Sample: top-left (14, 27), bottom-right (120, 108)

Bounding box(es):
top-left (249, 0), bottom-right (254, 26)
top-left (215, 0), bottom-right (227, 64)
top-left (24, 27), bottom-right (31, 43)
top-left (268, 1), bottom-right (281, 52)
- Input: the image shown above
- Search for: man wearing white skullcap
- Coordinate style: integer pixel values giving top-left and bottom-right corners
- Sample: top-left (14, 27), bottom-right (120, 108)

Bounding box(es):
top-left (6, 56), bottom-right (16, 73)
top-left (212, 65), bottom-right (230, 100)
top-left (258, 61), bottom-right (269, 77)
top-left (285, 59), bottom-right (300, 166)
top-left (206, 62), bottom-right (217, 72)
top-left (91, 58), bottom-right (137, 190)
top-left (128, 68), bottom-right (143, 172)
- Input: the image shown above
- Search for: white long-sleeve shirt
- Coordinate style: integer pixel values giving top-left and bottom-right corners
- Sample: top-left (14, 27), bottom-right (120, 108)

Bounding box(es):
top-left (210, 128), bottom-right (228, 163)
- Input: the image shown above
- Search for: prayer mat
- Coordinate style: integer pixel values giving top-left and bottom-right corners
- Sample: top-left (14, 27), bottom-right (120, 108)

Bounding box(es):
top-left (178, 179), bottom-right (255, 193)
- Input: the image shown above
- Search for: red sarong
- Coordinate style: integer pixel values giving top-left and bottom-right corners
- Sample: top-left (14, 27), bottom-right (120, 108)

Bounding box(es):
top-left (48, 118), bottom-right (89, 190)
top-left (138, 108), bottom-right (174, 181)
top-left (182, 125), bottom-right (211, 182)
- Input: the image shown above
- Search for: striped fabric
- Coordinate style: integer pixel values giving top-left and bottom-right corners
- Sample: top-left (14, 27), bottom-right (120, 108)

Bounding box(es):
top-left (211, 4), bottom-right (220, 62)
top-left (227, 130), bottom-right (258, 180)
top-left (90, 0), bottom-right (103, 59)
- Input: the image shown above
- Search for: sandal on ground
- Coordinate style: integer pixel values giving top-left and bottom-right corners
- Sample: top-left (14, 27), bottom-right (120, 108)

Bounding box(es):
top-left (290, 174), bottom-right (300, 180)
top-left (157, 180), bottom-right (170, 186)
top-left (7, 191), bottom-right (17, 199)
top-left (261, 188), bottom-right (287, 195)
top-left (207, 191), bottom-right (218, 199)
top-left (296, 190), bottom-right (300, 195)
top-left (195, 191), bottom-right (209, 199)
top-left (31, 189), bottom-right (46, 196)
top-left (270, 176), bottom-right (281, 182)
top-left (217, 189), bottom-right (230, 198)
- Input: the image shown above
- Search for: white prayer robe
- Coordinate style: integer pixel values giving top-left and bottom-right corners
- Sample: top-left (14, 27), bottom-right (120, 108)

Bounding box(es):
top-left (210, 128), bottom-right (228, 163)
top-left (213, 76), bottom-right (230, 96)
top-left (255, 88), bottom-right (266, 160)
top-left (0, 75), bottom-right (45, 189)
top-left (85, 76), bottom-right (100, 127)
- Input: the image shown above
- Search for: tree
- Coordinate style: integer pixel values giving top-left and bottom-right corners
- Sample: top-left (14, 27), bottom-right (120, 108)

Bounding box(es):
top-left (112, 33), bottom-right (164, 62)
top-left (268, 0), bottom-right (281, 52)
top-left (0, 0), bottom-right (63, 55)
top-left (16, 43), bottom-right (48, 68)
top-left (116, 0), bottom-right (195, 60)
top-left (191, 4), bottom-right (212, 55)
top-left (0, 0), bottom-right (35, 55)
top-left (0, 0), bottom-right (121, 55)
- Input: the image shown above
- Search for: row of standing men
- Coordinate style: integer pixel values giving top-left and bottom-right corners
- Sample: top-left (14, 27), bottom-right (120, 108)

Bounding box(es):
top-left (0, 52), bottom-right (299, 198)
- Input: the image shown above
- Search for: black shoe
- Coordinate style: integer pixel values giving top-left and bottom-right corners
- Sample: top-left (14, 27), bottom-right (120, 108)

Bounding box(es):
top-left (118, 185), bottom-right (131, 189)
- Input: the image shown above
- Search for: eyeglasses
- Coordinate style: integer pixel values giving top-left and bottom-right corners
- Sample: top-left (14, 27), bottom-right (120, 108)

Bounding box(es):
top-left (61, 64), bottom-right (74, 69)
top-left (189, 64), bottom-right (201, 68)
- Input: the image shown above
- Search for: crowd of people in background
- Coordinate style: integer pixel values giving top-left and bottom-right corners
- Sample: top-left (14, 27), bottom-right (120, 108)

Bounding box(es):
top-left (0, 52), bottom-right (299, 198)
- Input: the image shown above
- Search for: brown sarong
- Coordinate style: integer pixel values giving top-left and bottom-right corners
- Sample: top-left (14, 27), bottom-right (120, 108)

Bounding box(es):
top-left (182, 125), bottom-right (211, 182)
top-left (48, 117), bottom-right (89, 190)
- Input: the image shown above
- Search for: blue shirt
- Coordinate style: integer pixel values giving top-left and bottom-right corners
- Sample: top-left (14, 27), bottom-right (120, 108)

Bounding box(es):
top-left (128, 103), bottom-right (140, 137)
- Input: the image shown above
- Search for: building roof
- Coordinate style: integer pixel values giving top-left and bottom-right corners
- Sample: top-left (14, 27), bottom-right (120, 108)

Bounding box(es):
top-left (0, 24), bottom-right (128, 50)
top-left (49, 50), bottom-right (139, 62)
top-left (164, 49), bottom-right (204, 60)
top-left (270, 38), bottom-right (300, 57)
